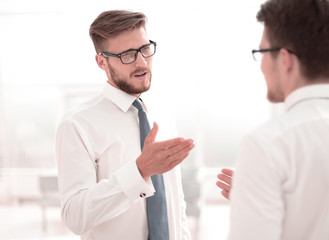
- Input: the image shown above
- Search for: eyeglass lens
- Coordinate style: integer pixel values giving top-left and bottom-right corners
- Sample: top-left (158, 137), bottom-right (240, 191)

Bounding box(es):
top-left (253, 51), bottom-right (262, 61)
top-left (121, 43), bottom-right (155, 64)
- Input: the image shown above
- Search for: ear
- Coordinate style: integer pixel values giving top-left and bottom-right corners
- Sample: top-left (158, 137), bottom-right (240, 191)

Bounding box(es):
top-left (95, 54), bottom-right (108, 70)
top-left (279, 48), bottom-right (294, 73)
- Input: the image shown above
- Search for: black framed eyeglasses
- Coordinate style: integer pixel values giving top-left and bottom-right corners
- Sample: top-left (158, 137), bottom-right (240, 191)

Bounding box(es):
top-left (99, 40), bottom-right (157, 64)
top-left (251, 48), bottom-right (281, 61)
top-left (252, 47), bottom-right (297, 61)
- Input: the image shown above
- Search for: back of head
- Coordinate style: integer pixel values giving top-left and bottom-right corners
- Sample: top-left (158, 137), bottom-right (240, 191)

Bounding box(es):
top-left (257, 0), bottom-right (329, 80)
top-left (89, 10), bottom-right (147, 53)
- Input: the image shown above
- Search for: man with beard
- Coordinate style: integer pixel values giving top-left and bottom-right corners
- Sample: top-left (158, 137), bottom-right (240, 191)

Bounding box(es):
top-left (217, 0), bottom-right (329, 239)
top-left (56, 10), bottom-right (194, 240)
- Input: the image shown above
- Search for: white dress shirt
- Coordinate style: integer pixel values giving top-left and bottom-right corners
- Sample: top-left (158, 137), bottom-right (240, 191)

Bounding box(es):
top-left (56, 83), bottom-right (191, 240)
top-left (228, 84), bottom-right (329, 240)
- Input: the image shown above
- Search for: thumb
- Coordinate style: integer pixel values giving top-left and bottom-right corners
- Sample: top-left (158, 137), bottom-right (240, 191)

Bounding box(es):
top-left (145, 122), bottom-right (159, 144)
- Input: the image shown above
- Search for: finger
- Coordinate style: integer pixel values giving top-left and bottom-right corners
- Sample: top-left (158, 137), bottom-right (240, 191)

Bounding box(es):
top-left (164, 138), bottom-right (193, 150)
top-left (165, 147), bottom-right (194, 171)
top-left (145, 122), bottom-right (159, 144)
top-left (164, 139), bottom-right (194, 155)
top-left (168, 147), bottom-right (191, 161)
top-left (167, 152), bottom-right (189, 170)
top-left (221, 190), bottom-right (230, 200)
top-left (216, 180), bottom-right (231, 192)
top-left (217, 173), bottom-right (232, 185)
top-left (156, 137), bottom-right (187, 150)
top-left (165, 141), bottom-right (194, 162)
top-left (221, 168), bottom-right (233, 177)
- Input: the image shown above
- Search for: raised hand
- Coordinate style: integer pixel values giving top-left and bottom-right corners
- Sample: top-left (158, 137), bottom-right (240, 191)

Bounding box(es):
top-left (136, 122), bottom-right (195, 180)
top-left (216, 168), bottom-right (233, 200)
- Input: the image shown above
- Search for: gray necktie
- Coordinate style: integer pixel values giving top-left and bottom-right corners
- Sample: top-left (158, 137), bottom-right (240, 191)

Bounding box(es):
top-left (133, 98), bottom-right (169, 240)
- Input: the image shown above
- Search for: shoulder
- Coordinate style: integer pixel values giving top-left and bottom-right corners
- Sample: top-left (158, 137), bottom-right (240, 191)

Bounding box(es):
top-left (237, 115), bottom-right (292, 169)
top-left (245, 110), bottom-right (299, 144)
top-left (246, 104), bottom-right (319, 148)
top-left (60, 94), bottom-right (116, 123)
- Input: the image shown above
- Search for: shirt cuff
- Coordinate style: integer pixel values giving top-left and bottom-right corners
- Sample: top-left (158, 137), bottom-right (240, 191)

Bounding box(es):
top-left (115, 160), bottom-right (155, 201)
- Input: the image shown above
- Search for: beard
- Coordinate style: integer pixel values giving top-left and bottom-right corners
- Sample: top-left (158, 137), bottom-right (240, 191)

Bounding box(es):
top-left (266, 81), bottom-right (285, 103)
top-left (107, 64), bottom-right (151, 95)
top-left (267, 91), bottom-right (284, 103)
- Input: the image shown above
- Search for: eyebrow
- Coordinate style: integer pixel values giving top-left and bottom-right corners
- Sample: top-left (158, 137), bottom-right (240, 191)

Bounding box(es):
top-left (117, 42), bottom-right (151, 54)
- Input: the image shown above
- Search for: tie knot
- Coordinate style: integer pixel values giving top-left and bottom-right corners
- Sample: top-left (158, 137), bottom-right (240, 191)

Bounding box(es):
top-left (133, 99), bottom-right (144, 111)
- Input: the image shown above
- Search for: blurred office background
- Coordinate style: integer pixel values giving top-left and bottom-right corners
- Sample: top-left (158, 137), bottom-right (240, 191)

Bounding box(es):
top-left (0, 0), bottom-right (284, 239)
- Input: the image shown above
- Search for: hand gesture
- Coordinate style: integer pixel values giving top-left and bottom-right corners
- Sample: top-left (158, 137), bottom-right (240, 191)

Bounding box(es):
top-left (216, 168), bottom-right (233, 200)
top-left (136, 122), bottom-right (195, 180)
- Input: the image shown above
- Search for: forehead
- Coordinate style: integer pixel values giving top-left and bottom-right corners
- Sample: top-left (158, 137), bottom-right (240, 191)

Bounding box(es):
top-left (260, 26), bottom-right (270, 48)
top-left (107, 26), bottom-right (148, 52)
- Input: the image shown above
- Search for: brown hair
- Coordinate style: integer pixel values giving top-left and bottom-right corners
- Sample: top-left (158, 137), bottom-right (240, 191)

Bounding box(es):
top-left (89, 10), bottom-right (147, 53)
top-left (257, 0), bottom-right (329, 79)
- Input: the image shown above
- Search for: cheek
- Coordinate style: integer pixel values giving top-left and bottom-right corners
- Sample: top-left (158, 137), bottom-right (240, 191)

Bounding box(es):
top-left (260, 58), bottom-right (265, 74)
top-left (260, 59), bottom-right (271, 86)
top-left (260, 57), bottom-right (272, 81)
top-left (116, 65), bottom-right (131, 77)
top-left (146, 58), bottom-right (153, 68)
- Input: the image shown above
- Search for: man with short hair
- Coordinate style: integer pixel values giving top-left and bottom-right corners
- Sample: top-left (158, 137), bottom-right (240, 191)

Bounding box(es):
top-left (56, 10), bottom-right (194, 240)
top-left (217, 0), bottom-right (329, 239)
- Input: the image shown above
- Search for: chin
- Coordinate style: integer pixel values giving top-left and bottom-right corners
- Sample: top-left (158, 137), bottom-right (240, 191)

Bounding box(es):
top-left (267, 93), bottom-right (284, 103)
top-left (142, 78), bottom-right (151, 92)
top-left (140, 84), bottom-right (151, 94)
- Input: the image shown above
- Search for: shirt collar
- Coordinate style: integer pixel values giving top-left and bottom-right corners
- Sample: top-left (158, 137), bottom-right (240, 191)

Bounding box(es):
top-left (102, 82), bottom-right (138, 112)
top-left (284, 84), bottom-right (329, 111)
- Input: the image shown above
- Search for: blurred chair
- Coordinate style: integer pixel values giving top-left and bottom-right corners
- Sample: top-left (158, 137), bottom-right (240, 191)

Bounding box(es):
top-left (39, 175), bottom-right (60, 232)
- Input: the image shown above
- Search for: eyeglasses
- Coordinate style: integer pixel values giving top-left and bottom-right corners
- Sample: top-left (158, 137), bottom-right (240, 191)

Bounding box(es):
top-left (252, 47), bottom-right (296, 61)
top-left (251, 48), bottom-right (281, 61)
top-left (99, 40), bottom-right (157, 64)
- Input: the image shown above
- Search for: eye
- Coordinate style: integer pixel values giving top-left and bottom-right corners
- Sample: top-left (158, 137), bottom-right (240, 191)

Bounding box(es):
top-left (142, 46), bottom-right (151, 51)
top-left (121, 51), bottom-right (136, 61)
top-left (141, 45), bottom-right (154, 56)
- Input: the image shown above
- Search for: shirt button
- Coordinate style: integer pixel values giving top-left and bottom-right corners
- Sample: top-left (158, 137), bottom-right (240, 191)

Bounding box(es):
top-left (140, 193), bottom-right (146, 198)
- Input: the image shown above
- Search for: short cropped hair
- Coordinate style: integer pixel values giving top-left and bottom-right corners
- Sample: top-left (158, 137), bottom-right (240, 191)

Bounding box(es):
top-left (257, 0), bottom-right (329, 79)
top-left (89, 10), bottom-right (147, 53)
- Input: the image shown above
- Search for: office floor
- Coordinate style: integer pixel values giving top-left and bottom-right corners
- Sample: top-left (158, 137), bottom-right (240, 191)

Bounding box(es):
top-left (0, 201), bottom-right (230, 240)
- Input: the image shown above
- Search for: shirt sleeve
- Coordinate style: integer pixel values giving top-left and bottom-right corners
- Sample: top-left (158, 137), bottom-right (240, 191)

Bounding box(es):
top-left (56, 119), bottom-right (154, 235)
top-left (227, 134), bottom-right (285, 240)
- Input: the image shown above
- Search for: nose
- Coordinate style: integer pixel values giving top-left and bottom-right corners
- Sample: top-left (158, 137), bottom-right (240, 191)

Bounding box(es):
top-left (134, 51), bottom-right (148, 67)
